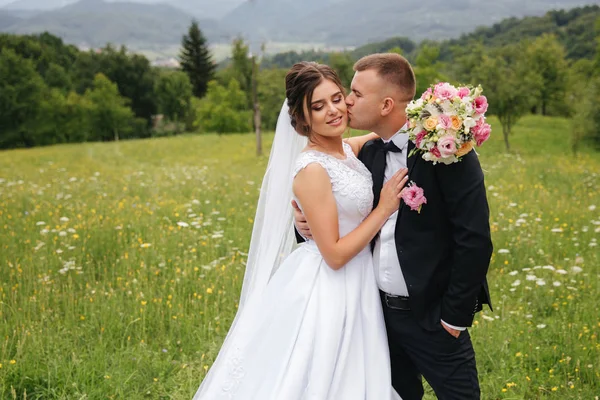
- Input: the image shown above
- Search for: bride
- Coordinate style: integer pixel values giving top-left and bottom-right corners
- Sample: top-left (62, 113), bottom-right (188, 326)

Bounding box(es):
top-left (193, 62), bottom-right (407, 399)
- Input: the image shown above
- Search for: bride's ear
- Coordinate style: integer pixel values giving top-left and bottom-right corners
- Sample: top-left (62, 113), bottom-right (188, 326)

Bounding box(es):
top-left (381, 97), bottom-right (395, 117)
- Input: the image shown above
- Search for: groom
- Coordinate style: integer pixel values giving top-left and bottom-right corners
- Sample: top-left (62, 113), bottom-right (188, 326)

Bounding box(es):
top-left (294, 53), bottom-right (493, 399)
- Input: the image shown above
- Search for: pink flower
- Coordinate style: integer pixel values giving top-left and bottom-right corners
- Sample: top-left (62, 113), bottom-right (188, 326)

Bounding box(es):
top-left (473, 96), bottom-right (488, 114)
top-left (402, 183), bottom-right (427, 213)
top-left (430, 147), bottom-right (441, 158)
top-left (415, 130), bottom-right (427, 148)
top-left (437, 134), bottom-right (457, 158)
top-left (438, 114), bottom-right (452, 130)
top-left (420, 87), bottom-right (432, 100)
top-left (433, 82), bottom-right (458, 101)
top-left (472, 118), bottom-right (491, 146)
top-left (457, 87), bottom-right (470, 99)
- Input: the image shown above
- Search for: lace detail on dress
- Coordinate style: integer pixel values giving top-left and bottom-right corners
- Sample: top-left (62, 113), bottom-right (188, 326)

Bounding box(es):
top-left (293, 142), bottom-right (373, 218)
top-left (220, 347), bottom-right (245, 398)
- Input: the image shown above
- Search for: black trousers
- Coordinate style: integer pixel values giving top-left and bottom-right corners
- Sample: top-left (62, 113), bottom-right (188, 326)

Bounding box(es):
top-left (380, 294), bottom-right (480, 400)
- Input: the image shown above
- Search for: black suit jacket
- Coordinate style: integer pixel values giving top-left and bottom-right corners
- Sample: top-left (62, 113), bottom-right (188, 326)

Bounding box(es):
top-left (358, 140), bottom-right (493, 330)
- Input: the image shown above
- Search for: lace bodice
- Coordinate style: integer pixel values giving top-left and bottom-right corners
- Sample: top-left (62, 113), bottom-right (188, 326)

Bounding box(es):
top-left (293, 142), bottom-right (374, 237)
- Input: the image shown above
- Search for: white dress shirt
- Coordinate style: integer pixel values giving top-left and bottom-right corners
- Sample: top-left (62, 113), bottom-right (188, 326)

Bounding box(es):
top-left (373, 130), bottom-right (410, 297)
top-left (374, 128), bottom-right (465, 331)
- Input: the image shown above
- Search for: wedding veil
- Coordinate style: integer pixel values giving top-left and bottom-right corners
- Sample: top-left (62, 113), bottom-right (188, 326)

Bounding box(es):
top-left (239, 99), bottom-right (308, 309)
top-left (192, 100), bottom-right (307, 398)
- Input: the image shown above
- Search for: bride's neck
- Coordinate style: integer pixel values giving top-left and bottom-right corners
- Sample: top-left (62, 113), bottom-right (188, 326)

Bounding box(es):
top-left (307, 135), bottom-right (344, 156)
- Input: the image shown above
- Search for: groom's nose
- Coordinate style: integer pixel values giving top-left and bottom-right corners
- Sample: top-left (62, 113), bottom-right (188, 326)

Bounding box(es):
top-left (346, 93), bottom-right (354, 107)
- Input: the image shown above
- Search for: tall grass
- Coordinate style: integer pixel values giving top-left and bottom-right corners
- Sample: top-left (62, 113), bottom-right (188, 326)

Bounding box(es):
top-left (0, 115), bottom-right (598, 399)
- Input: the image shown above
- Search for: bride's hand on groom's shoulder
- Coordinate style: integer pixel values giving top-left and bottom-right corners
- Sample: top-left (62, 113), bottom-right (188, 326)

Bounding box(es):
top-left (292, 200), bottom-right (313, 239)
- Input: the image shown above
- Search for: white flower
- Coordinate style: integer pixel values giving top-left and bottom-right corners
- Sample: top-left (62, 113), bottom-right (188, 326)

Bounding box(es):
top-left (536, 279), bottom-right (546, 286)
top-left (589, 205), bottom-right (597, 211)
top-left (177, 221), bottom-right (189, 228)
top-left (553, 281), bottom-right (561, 287)
top-left (36, 221), bottom-right (46, 226)
top-left (59, 231), bottom-right (67, 237)
top-left (511, 280), bottom-right (521, 287)
top-left (556, 269), bottom-right (567, 275)
top-left (482, 315), bottom-right (494, 321)
top-left (551, 228), bottom-right (563, 233)
top-left (60, 217), bottom-right (70, 223)
top-left (509, 271), bottom-right (518, 276)
top-left (537, 324), bottom-right (546, 329)
top-left (497, 249), bottom-right (510, 254)
top-left (571, 266), bottom-right (583, 274)
top-left (526, 274), bottom-right (537, 281)
top-left (542, 265), bottom-right (555, 271)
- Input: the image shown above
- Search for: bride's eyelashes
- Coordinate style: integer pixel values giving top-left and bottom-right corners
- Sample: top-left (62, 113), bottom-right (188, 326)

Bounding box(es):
top-left (312, 96), bottom-right (344, 112)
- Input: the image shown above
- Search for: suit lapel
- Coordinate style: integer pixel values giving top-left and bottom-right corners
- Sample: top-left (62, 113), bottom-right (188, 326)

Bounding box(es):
top-left (407, 140), bottom-right (417, 177)
top-left (396, 140), bottom-right (419, 231)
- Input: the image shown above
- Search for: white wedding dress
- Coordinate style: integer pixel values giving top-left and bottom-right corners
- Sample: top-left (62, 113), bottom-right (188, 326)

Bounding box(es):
top-left (193, 142), bottom-right (400, 399)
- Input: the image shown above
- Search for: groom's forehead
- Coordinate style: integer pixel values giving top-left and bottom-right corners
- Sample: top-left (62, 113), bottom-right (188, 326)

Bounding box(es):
top-left (353, 69), bottom-right (382, 90)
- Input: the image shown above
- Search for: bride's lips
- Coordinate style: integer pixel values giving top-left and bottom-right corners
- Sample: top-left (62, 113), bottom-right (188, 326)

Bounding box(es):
top-left (327, 115), bottom-right (344, 127)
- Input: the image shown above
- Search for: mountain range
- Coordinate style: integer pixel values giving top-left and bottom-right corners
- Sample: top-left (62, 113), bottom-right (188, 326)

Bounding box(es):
top-left (220, 0), bottom-right (597, 45)
top-left (0, 0), bottom-right (596, 51)
top-left (1, 0), bottom-right (226, 47)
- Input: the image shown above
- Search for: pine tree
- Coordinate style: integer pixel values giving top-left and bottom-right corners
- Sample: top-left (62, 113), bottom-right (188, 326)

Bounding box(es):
top-left (179, 20), bottom-right (215, 98)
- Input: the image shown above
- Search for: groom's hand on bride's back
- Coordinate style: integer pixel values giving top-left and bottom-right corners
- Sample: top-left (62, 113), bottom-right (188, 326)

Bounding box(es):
top-left (292, 200), bottom-right (313, 239)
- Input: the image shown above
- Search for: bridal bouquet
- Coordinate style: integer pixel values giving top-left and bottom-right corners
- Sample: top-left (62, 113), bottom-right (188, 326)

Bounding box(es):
top-left (405, 82), bottom-right (491, 165)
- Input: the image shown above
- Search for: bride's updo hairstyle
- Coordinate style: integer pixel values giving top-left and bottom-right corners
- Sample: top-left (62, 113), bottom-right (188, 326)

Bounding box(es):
top-left (285, 62), bottom-right (345, 137)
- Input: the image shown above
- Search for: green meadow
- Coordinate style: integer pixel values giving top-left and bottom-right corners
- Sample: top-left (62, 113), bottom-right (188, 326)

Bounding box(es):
top-left (0, 116), bottom-right (598, 399)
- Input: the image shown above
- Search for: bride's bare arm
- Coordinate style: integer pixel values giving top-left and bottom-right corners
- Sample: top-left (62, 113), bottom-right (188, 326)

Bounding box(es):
top-left (293, 163), bottom-right (407, 270)
top-left (344, 132), bottom-right (379, 157)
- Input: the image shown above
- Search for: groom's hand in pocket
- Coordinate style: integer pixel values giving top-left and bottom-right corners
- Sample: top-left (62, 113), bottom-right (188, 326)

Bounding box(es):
top-left (292, 200), bottom-right (313, 239)
top-left (441, 321), bottom-right (462, 338)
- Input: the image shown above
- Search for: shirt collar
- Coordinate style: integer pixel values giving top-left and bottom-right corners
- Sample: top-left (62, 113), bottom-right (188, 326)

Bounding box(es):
top-left (382, 123), bottom-right (409, 150)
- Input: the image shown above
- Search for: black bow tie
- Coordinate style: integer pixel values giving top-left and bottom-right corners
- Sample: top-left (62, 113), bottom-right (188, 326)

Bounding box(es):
top-left (382, 140), bottom-right (402, 153)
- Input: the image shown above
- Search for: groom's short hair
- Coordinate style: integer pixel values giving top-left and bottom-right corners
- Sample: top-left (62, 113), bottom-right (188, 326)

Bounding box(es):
top-left (354, 53), bottom-right (416, 101)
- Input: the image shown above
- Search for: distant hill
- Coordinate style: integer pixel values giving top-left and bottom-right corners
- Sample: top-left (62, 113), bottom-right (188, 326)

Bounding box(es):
top-left (221, 0), bottom-right (344, 42)
top-left (2, 0), bottom-right (245, 18)
top-left (1, 0), bottom-right (227, 48)
top-left (168, 0), bottom-right (244, 19)
top-left (223, 0), bottom-right (597, 46)
top-left (3, 0), bottom-right (77, 11)
top-left (0, 10), bottom-right (20, 29)
top-left (438, 5), bottom-right (600, 60)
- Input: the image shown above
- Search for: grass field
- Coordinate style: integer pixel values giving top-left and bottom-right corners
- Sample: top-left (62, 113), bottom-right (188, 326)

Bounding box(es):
top-left (0, 115), bottom-right (598, 399)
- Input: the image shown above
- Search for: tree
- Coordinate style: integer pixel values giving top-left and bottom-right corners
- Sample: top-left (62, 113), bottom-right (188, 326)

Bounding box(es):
top-left (329, 52), bottom-right (354, 90)
top-left (258, 68), bottom-right (287, 131)
top-left (413, 44), bottom-right (448, 98)
top-left (180, 20), bottom-right (215, 98)
top-left (44, 62), bottom-right (72, 92)
top-left (84, 74), bottom-right (137, 142)
top-left (571, 77), bottom-right (600, 153)
top-left (72, 45), bottom-right (157, 132)
top-left (196, 79), bottom-right (252, 134)
top-left (526, 34), bottom-right (568, 115)
top-left (227, 37), bottom-right (263, 152)
top-left (34, 89), bottom-right (94, 145)
top-left (0, 48), bottom-right (47, 148)
top-left (251, 45), bottom-right (263, 156)
top-left (470, 44), bottom-right (542, 151)
top-left (155, 70), bottom-right (193, 133)
top-left (230, 37), bottom-right (253, 102)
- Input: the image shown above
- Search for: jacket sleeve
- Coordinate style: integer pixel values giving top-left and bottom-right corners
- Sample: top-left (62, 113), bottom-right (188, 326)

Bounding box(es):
top-left (435, 150), bottom-right (493, 327)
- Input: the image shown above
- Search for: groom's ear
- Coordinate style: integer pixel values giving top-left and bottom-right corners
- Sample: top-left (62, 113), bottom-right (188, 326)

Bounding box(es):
top-left (381, 97), bottom-right (395, 117)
